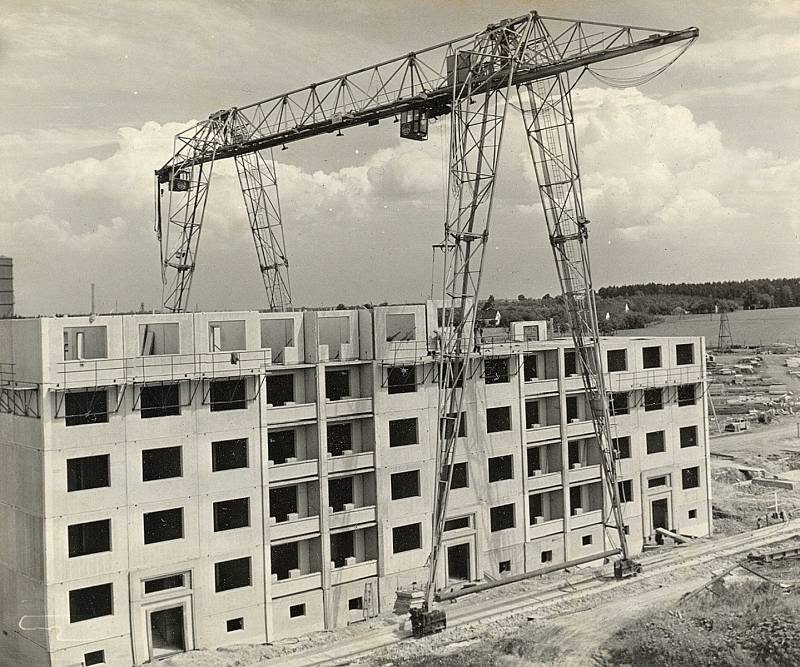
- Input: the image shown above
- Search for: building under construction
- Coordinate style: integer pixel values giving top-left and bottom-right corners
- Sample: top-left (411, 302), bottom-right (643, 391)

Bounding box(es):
top-left (0, 306), bottom-right (709, 665)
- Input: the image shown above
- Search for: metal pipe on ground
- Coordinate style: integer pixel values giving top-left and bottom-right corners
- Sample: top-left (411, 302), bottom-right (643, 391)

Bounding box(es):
top-left (435, 548), bottom-right (621, 602)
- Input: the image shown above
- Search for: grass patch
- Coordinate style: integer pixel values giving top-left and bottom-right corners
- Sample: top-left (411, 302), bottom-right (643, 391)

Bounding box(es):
top-left (604, 580), bottom-right (800, 666)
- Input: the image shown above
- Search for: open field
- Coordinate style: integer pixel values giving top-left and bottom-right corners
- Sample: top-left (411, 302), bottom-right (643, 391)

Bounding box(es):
top-left (617, 306), bottom-right (800, 347)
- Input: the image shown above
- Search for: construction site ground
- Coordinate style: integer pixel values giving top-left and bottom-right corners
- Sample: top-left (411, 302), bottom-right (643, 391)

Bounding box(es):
top-left (163, 396), bottom-right (800, 666)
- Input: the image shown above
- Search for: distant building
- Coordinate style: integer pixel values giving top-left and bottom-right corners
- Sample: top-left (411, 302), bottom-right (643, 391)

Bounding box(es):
top-left (0, 303), bottom-right (711, 665)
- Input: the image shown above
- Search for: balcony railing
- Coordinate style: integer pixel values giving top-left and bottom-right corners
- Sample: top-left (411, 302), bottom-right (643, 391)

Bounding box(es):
top-left (55, 349), bottom-right (273, 388)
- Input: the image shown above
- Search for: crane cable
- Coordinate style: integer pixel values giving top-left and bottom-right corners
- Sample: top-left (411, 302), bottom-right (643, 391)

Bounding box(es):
top-left (587, 38), bottom-right (697, 88)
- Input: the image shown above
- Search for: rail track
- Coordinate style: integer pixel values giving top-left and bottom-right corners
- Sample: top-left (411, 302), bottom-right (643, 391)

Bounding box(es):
top-left (256, 521), bottom-right (800, 667)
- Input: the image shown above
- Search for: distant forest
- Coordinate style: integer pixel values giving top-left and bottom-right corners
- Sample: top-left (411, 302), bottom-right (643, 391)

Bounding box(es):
top-left (487, 277), bottom-right (800, 334)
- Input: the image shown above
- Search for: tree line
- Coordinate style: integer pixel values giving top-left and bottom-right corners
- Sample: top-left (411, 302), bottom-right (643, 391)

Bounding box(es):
top-left (597, 278), bottom-right (800, 310)
top-left (487, 277), bottom-right (800, 334)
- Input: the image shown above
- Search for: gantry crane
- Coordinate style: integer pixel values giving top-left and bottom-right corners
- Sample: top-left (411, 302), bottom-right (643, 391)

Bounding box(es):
top-left (154, 10), bottom-right (697, 636)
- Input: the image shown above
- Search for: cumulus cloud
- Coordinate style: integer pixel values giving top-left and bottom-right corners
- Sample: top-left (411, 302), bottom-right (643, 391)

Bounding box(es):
top-left (3, 84), bottom-right (799, 315)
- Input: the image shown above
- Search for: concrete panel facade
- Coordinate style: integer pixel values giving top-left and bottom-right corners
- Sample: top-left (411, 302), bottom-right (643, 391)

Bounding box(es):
top-left (0, 304), bottom-right (711, 665)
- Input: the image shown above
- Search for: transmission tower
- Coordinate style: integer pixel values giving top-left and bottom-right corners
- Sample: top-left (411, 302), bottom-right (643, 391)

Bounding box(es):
top-left (717, 311), bottom-right (733, 352)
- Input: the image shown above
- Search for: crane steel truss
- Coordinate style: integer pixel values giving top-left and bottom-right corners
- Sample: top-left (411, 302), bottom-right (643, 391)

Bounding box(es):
top-left (429, 19), bottom-right (533, 608)
top-left (155, 13), bottom-right (697, 313)
top-left (153, 10), bottom-right (698, 610)
top-left (233, 143), bottom-right (292, 311)
top-left (517, 72), bottom-right (632, 564)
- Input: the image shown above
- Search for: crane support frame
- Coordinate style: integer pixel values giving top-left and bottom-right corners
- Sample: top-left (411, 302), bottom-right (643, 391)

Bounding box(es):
top-left (517, 71), bottom-right (632, 563)
top-left (151, 9), bottom-right (699, 612)
top-left (428, 17), bottom-right (534, 608)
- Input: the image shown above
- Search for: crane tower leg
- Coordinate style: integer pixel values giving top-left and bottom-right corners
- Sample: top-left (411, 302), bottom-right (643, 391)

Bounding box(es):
top-left (157, 120), bottom-right (224, 312)
top-left (421, 20), bottom-right (535, 623)
top-left (516, 74), bottom-right (637, 574)
top-left (234, 147), bottom-right (293, 311)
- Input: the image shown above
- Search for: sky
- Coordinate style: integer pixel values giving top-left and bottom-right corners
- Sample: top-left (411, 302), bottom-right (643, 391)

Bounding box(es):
top-left (1, 0), bottom-right (799, 316)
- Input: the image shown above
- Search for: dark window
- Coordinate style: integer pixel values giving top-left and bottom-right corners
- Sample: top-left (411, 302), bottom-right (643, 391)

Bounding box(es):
top-left (499, 560), bottom-right (511, 573)
top-left (68, 519), bottom-right (111, 558)
top-left (391, 470), bottom-right (420, 500)
top-left (484, 357), bottom-right (509, 384)
top-left (213, 438), bottom-right (249, 471)
top-left (213, 497), bottom-right (250, 532)
top-left (445, 360), bottom-right (464, 389)
top-left (609, 392), bottom-right (629, 416)
top-left (566, 396), bottom-right (580, 421)
top-left (676, 343), bottom-right (694, 366)
top-left (387, 365), bottom-right (416, 394)
top-left (143, 508), bottom-right (183, 544)
top-left (140, 383), bottom-right (180, 418)
top-left (450, 462), bottom-right (468, 489)
top-left (688, 509), bottom-right (698, 519)
top-left (613, 436), bottom-right (631, 459)
top-left (444, 516), bottom-right (470, 531)
top-left (606, 349), bottom-right (627, 373)
top-left (568, 441), bottom-right (582, 467)
top-left (330, 531), bottom-right (355, 567)
top-left (541, 550), bottom-right (552, 563)
top-left (64, 389), bottom-right (108, 427)
top-left (490, 504), bottom-right (515, 532)
top-left (325, 369), bottom-right (350, 401)
top-left (526, 447), bottom-right (541, 476)
top-left (67, 455), bottom-right (110, 492)
top-left (486, 406), bottom-right (511, 433)
top-left (392, 523), bottom-right (422, 553)
top-left (643, 346), bottom-right (661, 369)
top-left (268, 430), bottom-right (295, 464)
top-left (618, 480), bottom-right (633, 503)
top-left (564, 350), bottom-right (577, 376)
top-left (523, 354), bottom-right (538, 381)
top-left (271, 542), bottom-right (299, 579)
top-left (525, 400), bottom-right (540, 428)
top-left (289, 604), bottom-right (305, 618)
top-left (570, 486), bottom-right (582, 512)
top-left (644, 388), bottom-right (663, 412)
top-left (266, 373), bottom-right (294, 406)
top-left (581, 534), bottom-right (593, 546)
top-left (488, 455), bottom-right (513, 482)
top-left (528, 493), bottom-right (543, 523)
top-left (69, 583), bottom-right (113, 623)
top-left (84, 650), bottom-right (105, 666)
top-left (441, 412), bottom-right (466, 439)
top-left (210, 379), bottom-right (246, 412)
top-left (269, 486), bottom-right (297, 522)
top-left (648, 476), bottom-right (668, 489)
top-left (327, 422), bottom-right (352, 456)
top-left (144, 574), bottom-right (185, 594)
top-left (348, 597), bottom-right (364, 611)
top-left (677, 384), bottom-right (696, 407)
top-left (215, 557), bottom-right (252, 592)
top-left (682, 466), bottom-right (701, 489)
top-left (227, 617), bottom-right (244, 631)
top-left (680, 425), bottom-right (698, 448)
top-left (329, 476), bottom-right (354, 512)
top-left (142, 446), bottom-right (182, 482)
top-left (646, 430), bottom-right (666, 454)
top-left (389, 418), bottom-right (418, 447)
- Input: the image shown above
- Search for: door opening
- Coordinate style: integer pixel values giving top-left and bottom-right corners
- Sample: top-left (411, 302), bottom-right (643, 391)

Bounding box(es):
top-left (149, 605), bottom-right (186, 658)
top-left (651, 498), bottom-right (669, 544)
top-left (447, 543), bottom-right (471, 583)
